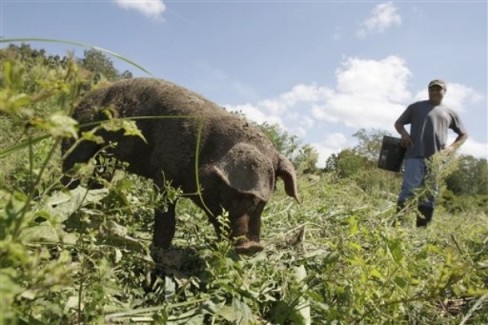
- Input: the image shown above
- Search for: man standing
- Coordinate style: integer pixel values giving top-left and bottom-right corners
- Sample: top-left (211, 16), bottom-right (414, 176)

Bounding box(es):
top-left (395, 79), bottom-right (468, 227)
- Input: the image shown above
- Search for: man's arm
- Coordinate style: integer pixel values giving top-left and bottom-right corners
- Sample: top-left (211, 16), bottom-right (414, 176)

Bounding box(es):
top-left (395, 121), bottom-right (413, 147)
top-left (445, 132), bottom-right (468, 153)
top-left (395, 105), bottom-right (413, 148)
top-left (446, 110), bottom-right (468, 153)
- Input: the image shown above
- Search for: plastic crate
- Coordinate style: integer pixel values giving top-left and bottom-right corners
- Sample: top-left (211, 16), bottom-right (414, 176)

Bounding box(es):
top-left (377, 136), bottom-right (406, 172)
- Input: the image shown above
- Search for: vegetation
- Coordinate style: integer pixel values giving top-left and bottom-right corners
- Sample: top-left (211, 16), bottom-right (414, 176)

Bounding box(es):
top-left (258, 122), bottom-right (319, 174)
top-left (0, 44), bottom-right (487, 324)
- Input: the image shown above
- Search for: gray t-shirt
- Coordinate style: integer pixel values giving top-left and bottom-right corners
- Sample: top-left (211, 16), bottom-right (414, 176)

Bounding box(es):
top-left (396, 100), bottom-right (466, 158)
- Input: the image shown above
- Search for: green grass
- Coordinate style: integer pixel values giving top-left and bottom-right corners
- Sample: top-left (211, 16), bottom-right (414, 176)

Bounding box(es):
top-left (0, 47), bottom-right (487, 324)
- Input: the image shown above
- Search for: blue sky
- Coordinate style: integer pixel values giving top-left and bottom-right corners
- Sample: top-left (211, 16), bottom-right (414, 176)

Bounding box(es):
top-left (2, 0), bottom-right (487, 165)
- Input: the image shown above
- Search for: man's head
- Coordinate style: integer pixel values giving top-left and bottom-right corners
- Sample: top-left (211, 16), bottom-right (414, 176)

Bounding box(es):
top-left (428, 79), bottom-right (446, 105)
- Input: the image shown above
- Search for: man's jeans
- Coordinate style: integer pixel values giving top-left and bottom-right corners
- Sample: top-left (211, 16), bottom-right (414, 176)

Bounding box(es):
top-left (398, 158), bottom-right (437, 208)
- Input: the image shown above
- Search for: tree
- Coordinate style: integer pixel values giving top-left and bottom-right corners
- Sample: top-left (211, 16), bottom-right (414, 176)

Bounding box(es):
top-left (294, 144), bottom-right (319, 174)
top-left (79, 49), bottom-right (132, 81)
top-left (325, 128), bottom-right (392, 177)
top-left (324, 149), bottom-right (373, 178)
top-left (446, 155), bottom-right (488, 196)
top-left (80, 49), bottom-right (119, 81)
top-left (258, 122), bottom-right (318, 173)
top-left (1, 45), bottom-right (134, 81)
top-left (353, 128), bottom-right (391, 161)
top-left (258, 122), bottom-right (299, 158)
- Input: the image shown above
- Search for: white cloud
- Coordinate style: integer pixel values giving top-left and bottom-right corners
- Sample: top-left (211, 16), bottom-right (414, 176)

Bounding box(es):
top-left (226, 83), bottom-right (332, 132)
top-left (357, 2), bottom-right (401, 38)
top-left (459, 138), bottom-right (488, 159)
top-left (226, 103), bottom-right (284, 127)
top-left (312, 55), bottom-right (411, 130)
top-left (300, 116), bottom-right (315, 129)
top-left (114, 0), bottom-right (166, 20)
top-left (312, 133), bottom-right (350, 167)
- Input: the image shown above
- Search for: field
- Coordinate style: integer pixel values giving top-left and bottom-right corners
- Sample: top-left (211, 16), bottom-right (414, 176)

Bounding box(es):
top-left (1, 45), bottom-right (487, 324)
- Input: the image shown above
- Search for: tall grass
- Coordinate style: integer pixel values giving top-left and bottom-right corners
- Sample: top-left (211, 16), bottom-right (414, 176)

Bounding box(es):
top-left (0, 43), bottom-right (487, 324)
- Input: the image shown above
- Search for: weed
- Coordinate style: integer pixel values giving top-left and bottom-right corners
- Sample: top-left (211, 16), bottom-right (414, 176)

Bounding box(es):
top-left (0, 45), bottom-right (487, 324)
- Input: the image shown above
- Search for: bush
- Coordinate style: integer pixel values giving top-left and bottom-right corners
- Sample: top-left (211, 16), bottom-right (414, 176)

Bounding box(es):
top-left (1, 45), bottom-right (487, 323)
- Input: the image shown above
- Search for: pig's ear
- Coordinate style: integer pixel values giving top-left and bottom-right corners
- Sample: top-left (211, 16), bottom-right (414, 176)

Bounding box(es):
top-left (213, 143), bottom-right (274, 202)
top-left (276, 154), bottom-right (300, 203)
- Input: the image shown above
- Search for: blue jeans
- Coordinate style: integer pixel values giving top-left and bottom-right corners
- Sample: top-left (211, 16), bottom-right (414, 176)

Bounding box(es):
top-left (398, 158), bottom-right (437, 208)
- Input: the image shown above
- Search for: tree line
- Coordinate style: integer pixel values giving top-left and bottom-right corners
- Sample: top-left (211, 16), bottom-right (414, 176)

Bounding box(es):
top-left (0, 43), bottom-right (132, 83)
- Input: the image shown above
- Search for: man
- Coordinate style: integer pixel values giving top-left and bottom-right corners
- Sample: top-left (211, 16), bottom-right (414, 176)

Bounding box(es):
top-left (395, 79), bottom-right (468, 227)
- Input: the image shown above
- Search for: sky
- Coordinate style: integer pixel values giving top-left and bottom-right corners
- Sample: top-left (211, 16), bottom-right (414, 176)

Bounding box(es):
top-left (1, 0), bottom-right (487, 166)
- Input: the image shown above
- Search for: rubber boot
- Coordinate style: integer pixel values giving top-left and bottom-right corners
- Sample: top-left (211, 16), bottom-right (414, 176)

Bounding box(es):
top-left (391, 201), bottom-right (405, 226)
top-left (416, 205), bottom-right (434, 227)
top-left (397, 201), bottom-right (405, 212)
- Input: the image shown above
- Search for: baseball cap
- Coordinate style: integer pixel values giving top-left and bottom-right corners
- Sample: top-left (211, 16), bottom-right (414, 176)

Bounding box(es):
top-left (428, 79), bottom-right (446, 89)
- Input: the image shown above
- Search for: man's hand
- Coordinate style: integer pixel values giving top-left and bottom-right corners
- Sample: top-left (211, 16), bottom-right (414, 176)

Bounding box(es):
top-left (400, 134), bottom-right (413, 148)
top-left (395, 121), bottom-right (413, 148)
top-left (443, 146), bottom-right (456, 156)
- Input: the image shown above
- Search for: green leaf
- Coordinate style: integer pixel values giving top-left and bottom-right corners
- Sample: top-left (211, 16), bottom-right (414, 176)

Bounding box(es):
top-left (64, 296), bottom-right (80, 313)
top-left (46, 113), bottom-right (79, 138)
top-left (323, 251), bottom-right (340, 265)
top-left (232, 298), bottom-right (253, 324)
top-left (294, 265), bottom-right (307, 282)
top-left (394, 276), bottom-right (408, 289)
top-left (3, 60), bottom-right (24, 90)
top-left (0, 271), bottom-right (24, 298)
top-left (1, 93), bottom-right (31, 114)
top-left (348, 216), bottom-right (359, 235)
top-left (369, 268), bottom-right (384, 281)
top-left (105, 220), bottom-right (128, 237)
top-left (387, 239), bottom-right (404, 263)
top-left (19, 222), bottom-right (59, 243)
top-left (81, 130), bottom-right (105, 144)
top-left (46, 188), bottom-right (109, 222)
top-left (347, 241), bottom-right (363, 252)
top-left (202, 298), bottom-right (226, 315)
top-left (272, 300), bottom-right (309, 325)
top-left (114, 248), bottom-right (123, 264)
top-left (101, 119), bottom-right (147, 143)
top-left (20, 289), bottom-right (36, 300)
top-left (216, 305), bottom-right (237, 321)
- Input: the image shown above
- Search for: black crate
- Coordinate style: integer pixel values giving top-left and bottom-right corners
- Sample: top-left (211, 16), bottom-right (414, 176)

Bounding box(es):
top-left (378, 136), bottom-right (406, 172)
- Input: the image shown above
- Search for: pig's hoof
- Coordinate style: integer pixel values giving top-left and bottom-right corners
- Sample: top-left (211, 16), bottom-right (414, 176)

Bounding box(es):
top-left (235, 241), bottom-right (264, 255)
